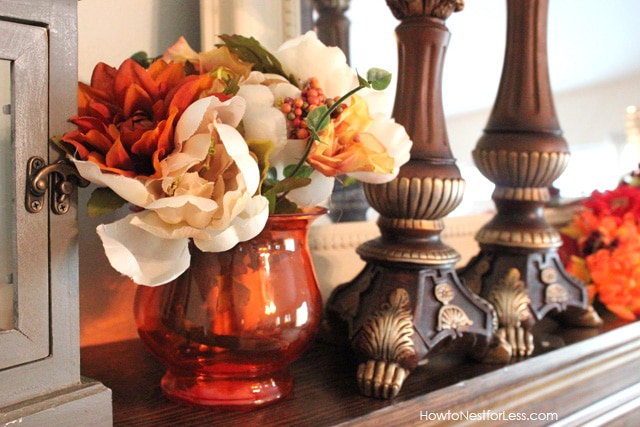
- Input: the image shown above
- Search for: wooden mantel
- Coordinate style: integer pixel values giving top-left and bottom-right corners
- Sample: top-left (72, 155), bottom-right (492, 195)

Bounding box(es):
top-left (81, 310), bottom-right (640, 426)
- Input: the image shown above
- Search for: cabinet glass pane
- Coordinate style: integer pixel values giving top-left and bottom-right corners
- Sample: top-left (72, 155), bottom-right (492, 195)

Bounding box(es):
top-left (0, 59), bottom-right (13, 330)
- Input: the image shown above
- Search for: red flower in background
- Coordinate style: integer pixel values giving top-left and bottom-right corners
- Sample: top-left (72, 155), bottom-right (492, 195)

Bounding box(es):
top-left (582, 184), bottom-right (640, 219)
top-left (562, 183), bottom-right (640, 320)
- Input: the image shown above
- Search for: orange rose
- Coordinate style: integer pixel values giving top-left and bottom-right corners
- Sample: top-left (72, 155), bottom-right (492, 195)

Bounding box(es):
top-left (306, 94), bottom-right (395, 177)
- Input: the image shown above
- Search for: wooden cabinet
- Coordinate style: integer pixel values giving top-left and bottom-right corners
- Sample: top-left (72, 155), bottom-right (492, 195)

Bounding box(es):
top-left (0, 1), bottom-right (111, 424)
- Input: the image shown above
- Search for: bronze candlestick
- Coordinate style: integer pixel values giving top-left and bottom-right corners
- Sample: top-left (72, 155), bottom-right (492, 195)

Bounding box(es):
top-left (325, 0), bottom-right (509, 399)
top-left (458, 0), bottom-right (602, 358)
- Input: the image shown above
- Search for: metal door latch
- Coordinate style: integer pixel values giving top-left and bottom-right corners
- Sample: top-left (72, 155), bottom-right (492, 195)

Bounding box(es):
top-left (26, 156), bottom-right (89, 215)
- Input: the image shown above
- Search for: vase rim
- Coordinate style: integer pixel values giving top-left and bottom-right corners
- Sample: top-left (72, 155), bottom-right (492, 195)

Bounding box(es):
top-left (269, 206), bottom-right (328, 219)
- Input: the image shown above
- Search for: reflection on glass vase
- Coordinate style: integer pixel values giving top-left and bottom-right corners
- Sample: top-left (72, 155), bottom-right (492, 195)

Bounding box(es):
top-left (134, 207), bottom-right (326, 410)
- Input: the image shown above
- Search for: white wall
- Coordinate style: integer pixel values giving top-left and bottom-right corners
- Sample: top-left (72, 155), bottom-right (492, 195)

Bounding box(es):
top-left (446, 73), bottom-right (640, 214)
top-left (77, 0), bottom-right (200, 346)
top-left (446, 74), bottom-right (640, 164)
top-left (78, 0), bottom-right (201, 82)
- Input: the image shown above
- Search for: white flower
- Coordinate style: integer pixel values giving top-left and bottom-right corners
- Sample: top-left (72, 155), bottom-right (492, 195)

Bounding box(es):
top-left (276, 31), bottom-right (356, 98)
top-left (236, 83), bottom-right (288, 157)
top-left (238, 31), bottom-right (361, 208)
top-left (76, 96), bottom-right (269, 286)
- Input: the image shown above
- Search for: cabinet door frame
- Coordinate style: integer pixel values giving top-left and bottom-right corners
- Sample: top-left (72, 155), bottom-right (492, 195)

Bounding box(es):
top-left (0, 18), bottom-right (50, 373)
top-left (0, 0), bottom-right (87, 408)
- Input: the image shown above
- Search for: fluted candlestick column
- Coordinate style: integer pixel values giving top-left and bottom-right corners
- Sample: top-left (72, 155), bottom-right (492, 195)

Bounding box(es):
top-left (325, 0), bottom-right (509, 400)
top-left (458, 0), bottom-right (602, 357)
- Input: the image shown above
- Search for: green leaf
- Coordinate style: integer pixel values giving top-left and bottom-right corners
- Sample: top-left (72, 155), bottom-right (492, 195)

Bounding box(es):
top-left (266, 166), bottom-right (278, 181)
top-left (87, 187), bottom-right (127, 217)
top-left (283, 164), bottom-right (314, 179)
top-left (262, 176), bottom-right (311, 214)
top-left (273, 197), bottom-right (299, 214)
top-left (306, 105), bottom-right (330, 133)
top-left (130, 51), bottom-right (157, 69)
top-left (265, 192), bottom-right (277, 214)
top-left (366, 68), bottom-right (392, 91)
top-left (342, 176), bottom-right (359, 187)
top-left (223, 75), bottom-right (241, 95)
top-left (246, 138), bottom-right (274, 195)
top-left (357, 72), bottom-right (370, 88)
top-left (263, 177), bottom-right (311, 198)
top-left (217, 34), bottom-right (298, 86)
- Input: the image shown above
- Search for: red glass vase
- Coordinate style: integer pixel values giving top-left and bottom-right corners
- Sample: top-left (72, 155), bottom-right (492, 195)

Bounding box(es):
top-left (134, 208), bottom-right (326, 410)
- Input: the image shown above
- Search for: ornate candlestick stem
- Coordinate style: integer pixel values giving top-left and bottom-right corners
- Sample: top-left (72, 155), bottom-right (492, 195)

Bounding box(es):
top-left (313, 0), bottom-right (351, 63)
top-left (325, 0), bottom-right (509, 400)
top-left (459, 0), bottom-right (602, 358)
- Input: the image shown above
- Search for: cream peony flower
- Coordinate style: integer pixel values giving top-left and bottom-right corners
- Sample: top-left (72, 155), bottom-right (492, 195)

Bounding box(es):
top-left (275, 31), bottom-right (356, 99)
top-left (76, 96), bottom-right (269, 286)
top-left (238, 32), bottom-right (357, 208)
top-left (238, 32), bottom-right (412, 210)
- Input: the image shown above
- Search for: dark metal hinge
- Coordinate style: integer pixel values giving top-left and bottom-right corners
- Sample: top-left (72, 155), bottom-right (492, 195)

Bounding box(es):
top-left (26, 156), bottom-right (89, 215)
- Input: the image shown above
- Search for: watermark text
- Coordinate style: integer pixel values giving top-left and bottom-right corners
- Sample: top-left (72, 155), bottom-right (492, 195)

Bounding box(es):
top-left (419, 410), bottom-right (558, 423)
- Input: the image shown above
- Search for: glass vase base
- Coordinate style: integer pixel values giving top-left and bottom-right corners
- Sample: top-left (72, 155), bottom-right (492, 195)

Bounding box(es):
top-left (160, 368), bottom-right (294, 411)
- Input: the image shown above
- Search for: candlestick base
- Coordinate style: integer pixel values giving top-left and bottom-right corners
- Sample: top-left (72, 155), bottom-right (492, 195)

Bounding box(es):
top-left (326, 244), bottom-right (512, 399)
top-left (459, 246), bottom-right (602, 357)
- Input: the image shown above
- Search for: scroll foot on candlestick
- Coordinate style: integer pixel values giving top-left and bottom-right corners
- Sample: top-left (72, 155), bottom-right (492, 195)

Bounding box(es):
top-left (498, 325), bottom-right (535, 358)
top-left (487, 269), bottom-right (535, 358)
top-left (357, 359), bottom-right (409, 400)
top-left (352, 288), bottom-right (417, 399)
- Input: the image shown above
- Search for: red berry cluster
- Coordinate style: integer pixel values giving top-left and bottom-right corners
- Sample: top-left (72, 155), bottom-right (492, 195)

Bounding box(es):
top-left (278, 76), bottom-right (346, 140)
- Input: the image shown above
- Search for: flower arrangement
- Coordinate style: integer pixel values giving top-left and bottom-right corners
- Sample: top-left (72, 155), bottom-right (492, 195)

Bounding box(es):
top-left (561, 170), bottom-right (640, 320)
top-left (56, 32), bottom-right (412, 286)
